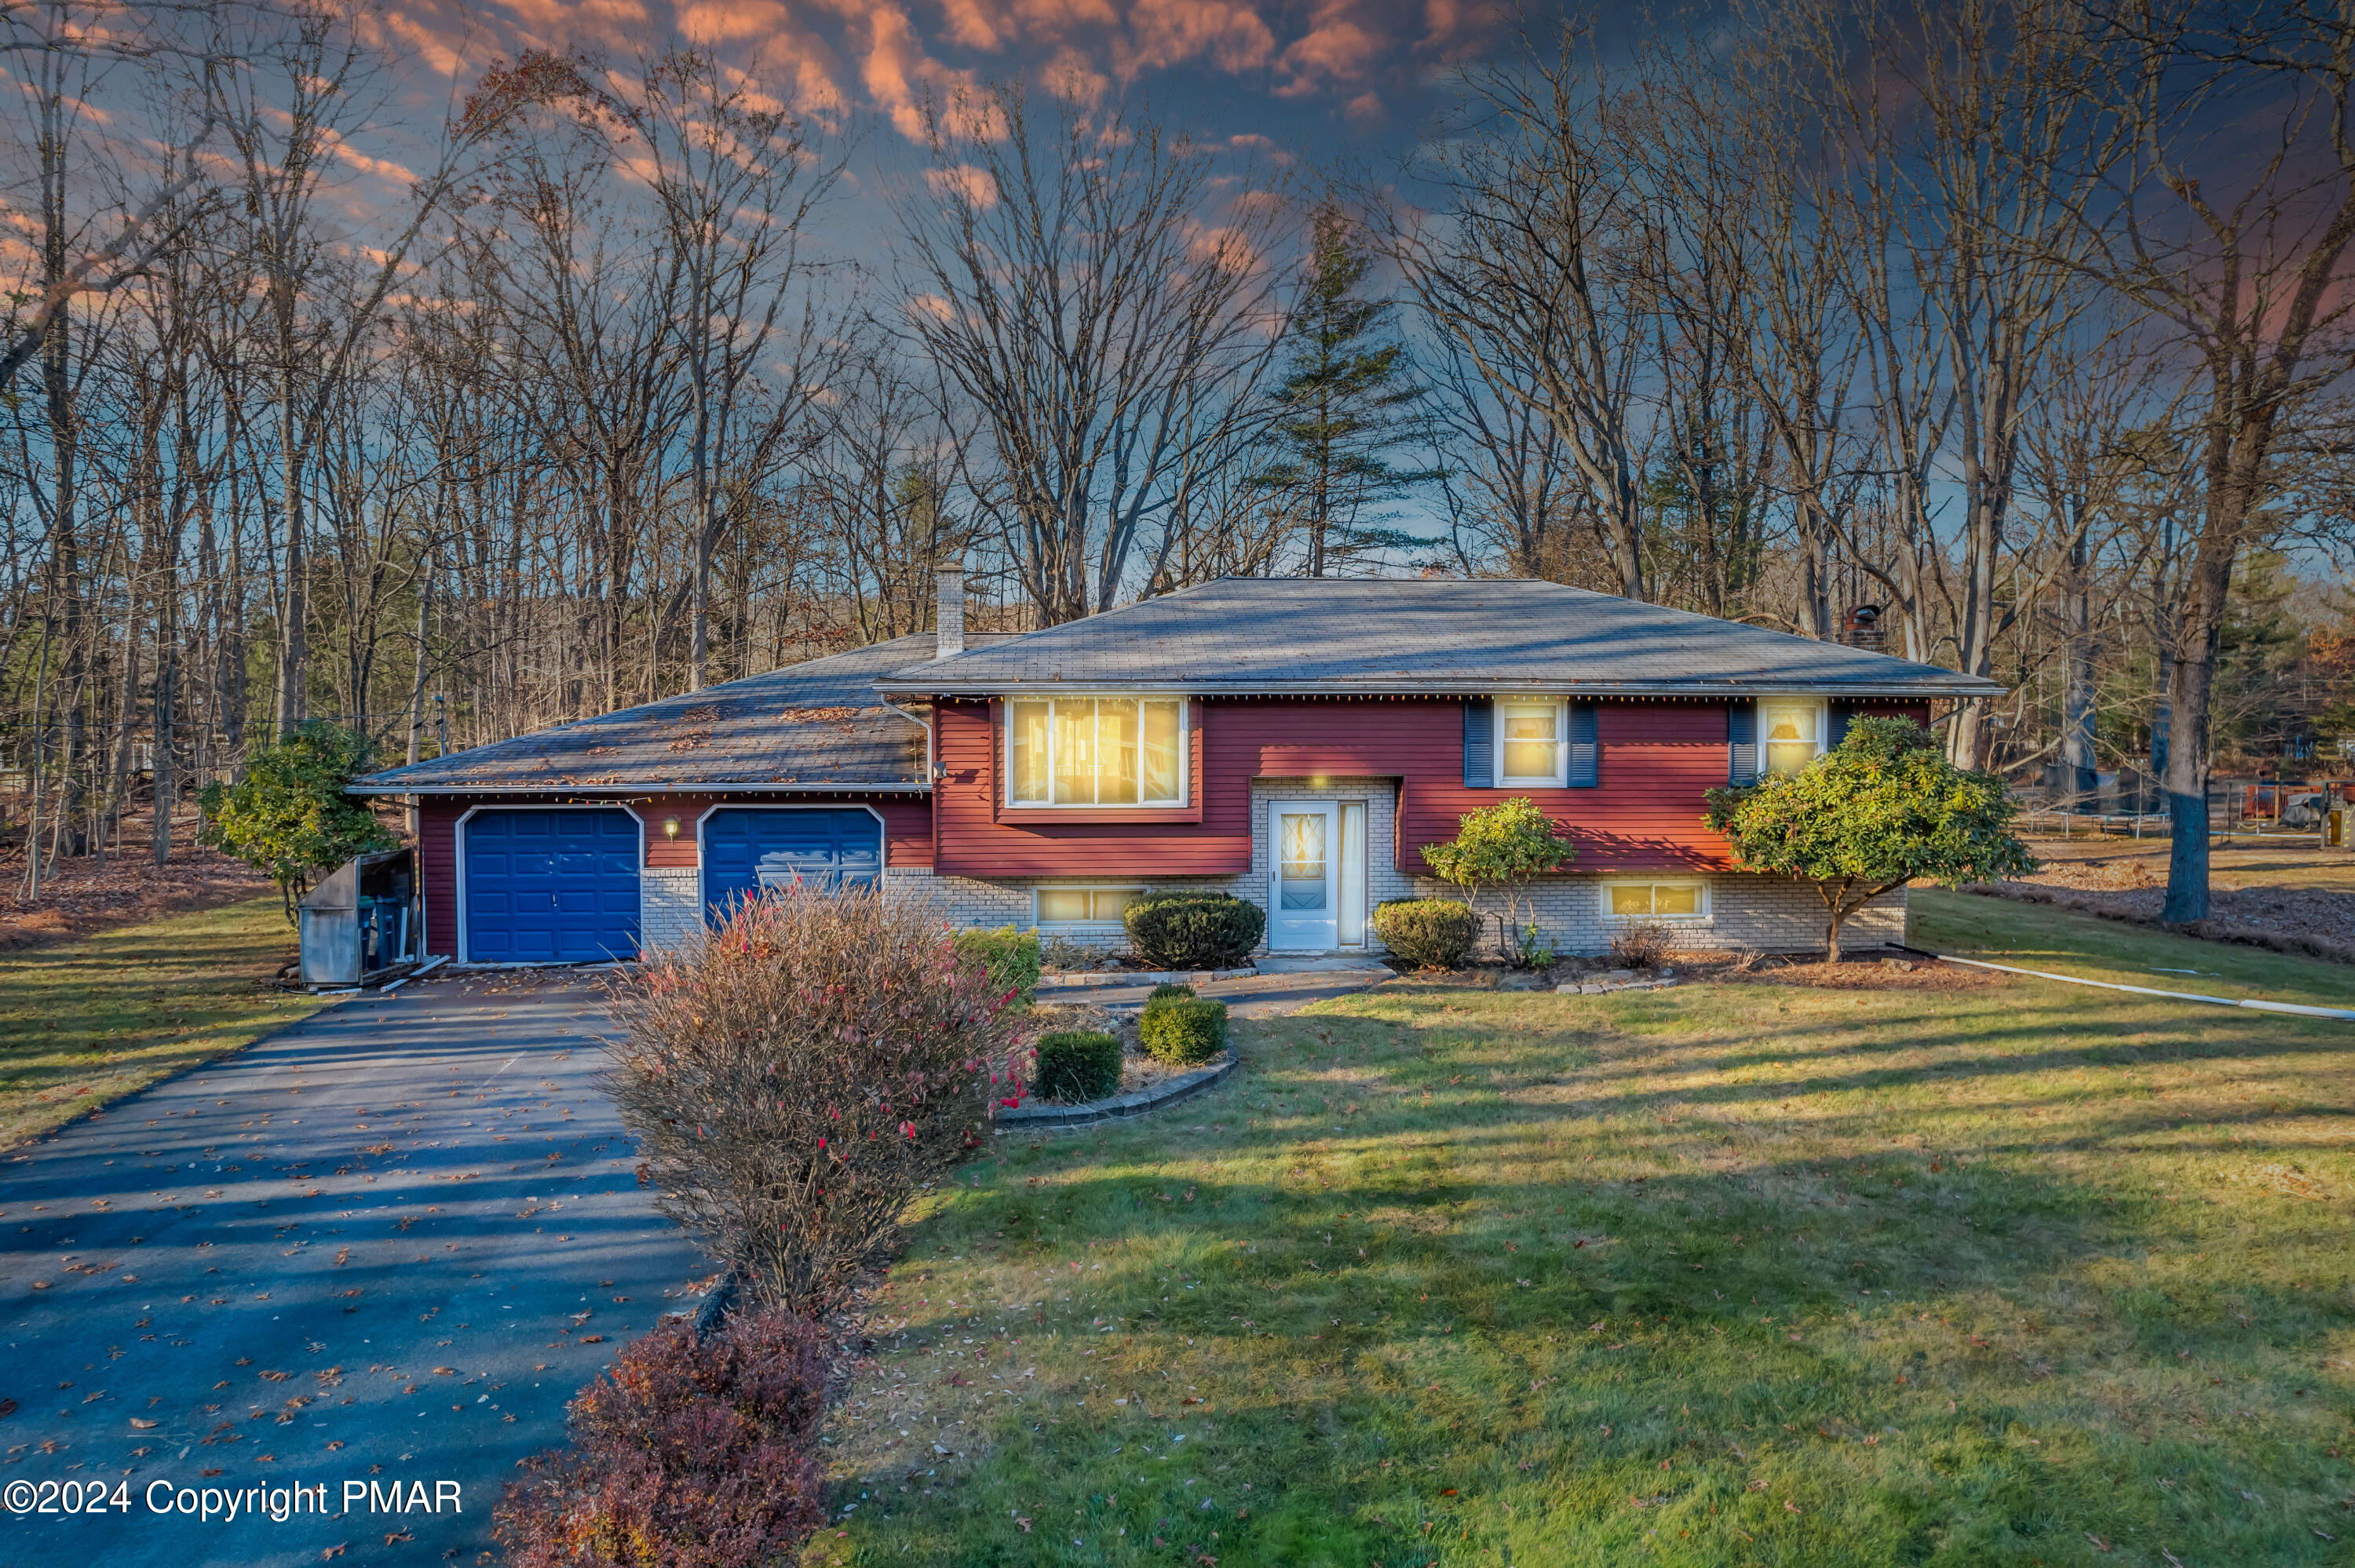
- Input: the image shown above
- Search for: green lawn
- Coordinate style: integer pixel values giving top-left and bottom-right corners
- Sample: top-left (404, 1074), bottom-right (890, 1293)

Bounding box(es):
top-left (805, 927), bottom-right (2355, 1566)
top-left (0, 895), bottom-right (330, 1147)
top-left (1911, 886), bottom-right (2355, 1011)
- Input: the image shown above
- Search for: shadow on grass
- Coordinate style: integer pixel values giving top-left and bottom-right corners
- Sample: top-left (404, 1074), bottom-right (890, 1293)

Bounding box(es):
top-left (0, 896), bottom-right (316, 1144)
top-left (815, 977), bottom-right (2355, 1566)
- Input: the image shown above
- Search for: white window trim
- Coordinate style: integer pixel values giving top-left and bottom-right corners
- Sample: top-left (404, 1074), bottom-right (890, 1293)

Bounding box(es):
top-left (1032, 885), bottom-right (1149, 932)
top-left (1758, 697), bottom-right (1829, 774)
top-left (1494, 696), bottom-right (1569, 788)
top-left (1599, 879), bottom-right (1712, 921)
top-left (1004, 694), bottom-right (1189, 810)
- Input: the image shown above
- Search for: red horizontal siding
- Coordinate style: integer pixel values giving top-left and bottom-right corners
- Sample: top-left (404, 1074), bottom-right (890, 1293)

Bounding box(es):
top-left (1402, 703), bottom-right (1732, 874)
top-left (418, 800), bottom-right (459, 957)
top-left (934, 697), bottom-right (1743, 878)
top-left (937, 700), bottom-right (1250, 877)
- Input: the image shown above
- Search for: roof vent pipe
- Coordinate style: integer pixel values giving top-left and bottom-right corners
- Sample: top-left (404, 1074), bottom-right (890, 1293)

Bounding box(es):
top-left (936, 567), bottom-right (966, 658)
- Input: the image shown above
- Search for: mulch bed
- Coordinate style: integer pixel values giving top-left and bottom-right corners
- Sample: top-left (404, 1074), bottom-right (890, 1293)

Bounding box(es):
top-left (1027, 1000), bottom-right (1209, 1096)
top-left (1710, 953), bottom-right (2003, 992)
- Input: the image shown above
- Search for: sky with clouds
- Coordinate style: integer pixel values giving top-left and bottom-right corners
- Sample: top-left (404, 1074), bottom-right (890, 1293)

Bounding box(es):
top-left (371, 0), bottom-right (1517, 174)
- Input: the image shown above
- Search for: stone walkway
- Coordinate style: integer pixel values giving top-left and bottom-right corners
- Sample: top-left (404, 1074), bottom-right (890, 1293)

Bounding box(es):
top-left (1051, 957), bottom-right (1395, 1019)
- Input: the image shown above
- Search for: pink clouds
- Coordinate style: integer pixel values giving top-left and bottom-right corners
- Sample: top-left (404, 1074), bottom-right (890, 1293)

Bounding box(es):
top-left (923, 162), bottom-right (999, 206)
top-left (1116, 0), bottom-right (1275, 79)
top-left (1274, 0), bottom-right (1380, 97)
top-left (403, 0), bottom-right (1499, 151)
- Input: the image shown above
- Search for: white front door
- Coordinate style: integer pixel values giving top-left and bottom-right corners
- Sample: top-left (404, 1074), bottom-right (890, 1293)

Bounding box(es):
top-left (1268, 801), bottom-right (1338, 951)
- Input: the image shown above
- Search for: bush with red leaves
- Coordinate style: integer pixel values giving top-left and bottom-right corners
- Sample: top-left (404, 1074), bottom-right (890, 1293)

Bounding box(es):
top-left (494, 1308), bottom-right (829, 1568)
top-left (608, 883), bottom-right (1029, 1312)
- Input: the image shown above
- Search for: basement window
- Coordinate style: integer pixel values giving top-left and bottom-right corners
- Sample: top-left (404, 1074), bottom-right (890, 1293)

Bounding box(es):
top-left (1601, 881), bottom-right (1710, 920)
top-left (1035, 888), bottom-right (1146, 931)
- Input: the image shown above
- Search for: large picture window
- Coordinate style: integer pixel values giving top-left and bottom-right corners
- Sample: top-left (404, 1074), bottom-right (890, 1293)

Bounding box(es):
top-left (1007, 697), bottom-right (1186, 808)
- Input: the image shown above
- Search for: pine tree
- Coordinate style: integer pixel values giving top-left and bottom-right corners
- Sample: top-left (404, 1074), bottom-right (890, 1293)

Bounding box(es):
top-left (1254, 205), bottom-right (1436, 576)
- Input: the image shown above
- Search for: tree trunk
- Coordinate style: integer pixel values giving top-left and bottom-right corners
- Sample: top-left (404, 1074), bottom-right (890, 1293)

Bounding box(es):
top-left (2063, 572), bottom-right (2098, 810)
top-left (276, 356), bottom-right (308, 738)
top-left (152, 622), bottom-right (177, 867)
top-left (2160, 544), bottom-right (2231, 924)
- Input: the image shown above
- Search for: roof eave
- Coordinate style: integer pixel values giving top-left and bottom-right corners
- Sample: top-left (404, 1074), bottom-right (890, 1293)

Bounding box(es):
top-left (346, 780), bottom-right (935, 797)
top-left (876, 679), bottom-right (2006, 700)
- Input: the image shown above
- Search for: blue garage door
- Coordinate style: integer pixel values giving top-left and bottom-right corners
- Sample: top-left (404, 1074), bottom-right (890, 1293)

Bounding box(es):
top-left (703, 808), bottom-right (882, 922)
top-left (464, 809), bottom-right (641, 963)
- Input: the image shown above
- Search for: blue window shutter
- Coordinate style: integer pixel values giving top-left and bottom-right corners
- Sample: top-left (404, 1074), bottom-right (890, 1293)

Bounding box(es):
top-left (1827, 702), bottom-right (1853, 751)
top-left (1463, 699), bottom-right (1494, 788)
top-left (1567, 703), bottom-right (1598, 786)
top-left (1728, 701), bottom-right (1758, 786)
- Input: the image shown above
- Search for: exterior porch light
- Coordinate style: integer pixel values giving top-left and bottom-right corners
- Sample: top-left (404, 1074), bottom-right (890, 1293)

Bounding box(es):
top-left (663, 817), bottom-right (681, 840)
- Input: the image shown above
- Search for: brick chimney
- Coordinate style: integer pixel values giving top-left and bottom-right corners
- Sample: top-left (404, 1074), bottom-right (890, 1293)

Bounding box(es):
top-left (1839, 604), bottom-right (1885, 651)
top-left (936, 567), bottom-right (966, 658)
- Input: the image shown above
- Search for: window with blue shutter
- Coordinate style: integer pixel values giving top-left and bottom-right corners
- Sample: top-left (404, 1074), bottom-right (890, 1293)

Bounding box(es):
top-left (1462, 699), bottom-right (1494, 787)
top-left (1567, 703), bottom-right (1598, 786)
top-left (1827, 702), bottom-right (1853, 751)
top-left (1728, 701), bottom-right (1758, 785)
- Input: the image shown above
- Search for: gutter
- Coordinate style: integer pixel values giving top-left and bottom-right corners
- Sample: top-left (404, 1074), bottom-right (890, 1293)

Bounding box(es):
top-left (878, 698), bottom-right (935, 780)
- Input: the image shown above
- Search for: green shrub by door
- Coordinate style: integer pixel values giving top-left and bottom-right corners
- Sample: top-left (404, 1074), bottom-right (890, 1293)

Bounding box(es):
top-left (1371, 898), bottom-right (1481, 969)
top-left (1123, 894), bottom-right (1265, 969)
top-left (1033, 1030), bottom-right (1123, 1103)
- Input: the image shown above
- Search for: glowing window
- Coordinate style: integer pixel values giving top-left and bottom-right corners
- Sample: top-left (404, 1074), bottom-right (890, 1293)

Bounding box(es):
top-left (1035, 888), bottom-right (1145, 928)
top-left (1497, 699), bottom-right (1566, 786)
top-left (1008, 698), bottom-right (1185, 808)
top-left (1602, 881), bottom-right (1710, 920)
top-left (1759, 699), bottom-right (1824, 778)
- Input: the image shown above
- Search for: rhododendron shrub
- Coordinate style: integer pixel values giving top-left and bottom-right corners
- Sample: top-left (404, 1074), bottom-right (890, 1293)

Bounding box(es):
top-left (494, 1308), bottom-right (827, 1567)
top-left (609, 884), bottom-right (1028, 1311)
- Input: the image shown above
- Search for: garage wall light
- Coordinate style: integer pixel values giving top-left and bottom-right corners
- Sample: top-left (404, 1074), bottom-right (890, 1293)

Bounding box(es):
top-left (663, 817), bottom-right (681, 839)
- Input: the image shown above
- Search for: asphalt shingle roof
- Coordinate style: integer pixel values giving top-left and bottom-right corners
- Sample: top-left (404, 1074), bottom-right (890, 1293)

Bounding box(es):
top-left (352, 581), bottom-right (1996, 793)
top-left (349, 634), bottom-right (991, 794)
top-left (878, 578), bottom-right (2002, 698)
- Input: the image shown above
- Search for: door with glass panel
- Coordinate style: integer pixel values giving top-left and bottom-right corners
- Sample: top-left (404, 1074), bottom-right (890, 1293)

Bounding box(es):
top-left (1268, 802), bottom-right (1338, 951)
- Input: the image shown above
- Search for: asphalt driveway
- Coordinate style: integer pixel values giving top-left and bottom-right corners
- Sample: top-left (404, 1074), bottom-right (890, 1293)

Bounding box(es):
top-left (0, 972), bottom-right (710, 1567)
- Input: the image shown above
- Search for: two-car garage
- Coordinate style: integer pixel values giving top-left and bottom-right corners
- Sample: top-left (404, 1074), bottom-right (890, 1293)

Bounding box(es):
top-left (458, 806), bottom-right (883, 964)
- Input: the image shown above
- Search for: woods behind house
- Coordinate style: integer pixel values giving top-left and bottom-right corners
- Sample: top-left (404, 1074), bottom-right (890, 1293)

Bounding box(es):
top-left (4, 0), bottom-right (2353, 921)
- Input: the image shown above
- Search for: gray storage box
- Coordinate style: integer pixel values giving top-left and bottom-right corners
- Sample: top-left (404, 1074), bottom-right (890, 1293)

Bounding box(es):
top-left (298, 848), bottom-right (418, 986)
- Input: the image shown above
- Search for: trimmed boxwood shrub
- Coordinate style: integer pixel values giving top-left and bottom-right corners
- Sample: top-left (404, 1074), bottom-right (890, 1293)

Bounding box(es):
top-left (1034, 1030), bottom-right (1122, 1103)
top-left (1140, 995), bottom-right (1229, 1066)
top-left (1123, 892), bottom-right (1265, 970)
top-left (955, 925), bottom-right (1042, 1005)
top-left (1148, 982), bottom-right (1196, 1002)
top-left (1371, 898), bottom-right (1481, 969)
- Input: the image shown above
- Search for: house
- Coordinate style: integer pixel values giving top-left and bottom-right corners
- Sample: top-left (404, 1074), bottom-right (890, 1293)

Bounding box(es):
top-left (349, 576), bottom-right (2001, 965)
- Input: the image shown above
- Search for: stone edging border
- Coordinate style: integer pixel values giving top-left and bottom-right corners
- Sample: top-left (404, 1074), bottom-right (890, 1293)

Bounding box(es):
top-left (994, 1051), bottom-right (1237, 1130)
top-left (1038, 967), bottom-right (1256, 988)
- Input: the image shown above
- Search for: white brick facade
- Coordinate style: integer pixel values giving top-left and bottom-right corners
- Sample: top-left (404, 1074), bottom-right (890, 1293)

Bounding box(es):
top-left (640, 866), bottom-right (703, 955)
top-left (883, 778), bottom-right (1902, 958)
top-left (1400, 870), bottom-right (1904, 957)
